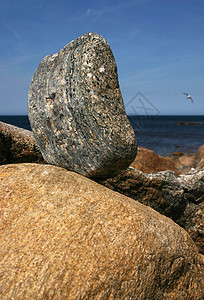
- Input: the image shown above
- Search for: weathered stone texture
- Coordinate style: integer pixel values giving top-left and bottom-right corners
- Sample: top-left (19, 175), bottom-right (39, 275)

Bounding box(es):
top-left (0, 163), bottom-right (203, 299)
top-left (99, 168), bottom-right (204, 254)
top-left (0, 121), bottom-right (44, 164)
top-left (27, 33), bottom-right (137, 179)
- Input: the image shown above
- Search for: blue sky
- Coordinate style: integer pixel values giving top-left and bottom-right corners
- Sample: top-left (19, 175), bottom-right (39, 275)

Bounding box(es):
top-left (0, 0), bottom-right (204, 115)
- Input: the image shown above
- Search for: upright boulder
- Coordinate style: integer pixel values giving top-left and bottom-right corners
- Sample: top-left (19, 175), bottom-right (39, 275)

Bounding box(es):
top-left (27, 33), bottom-right (137, 179)
top-left (0, 163), bottom-right (203, 299)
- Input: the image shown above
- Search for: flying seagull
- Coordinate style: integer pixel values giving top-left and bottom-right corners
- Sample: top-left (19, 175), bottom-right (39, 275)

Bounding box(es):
top-left (183, 92), bottom-right (193, 103)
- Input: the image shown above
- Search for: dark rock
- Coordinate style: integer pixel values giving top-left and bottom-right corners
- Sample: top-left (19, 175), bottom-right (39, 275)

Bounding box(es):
top-left (27, 33), bottom-right (137, 179)
top-left (176, 121), bottom-right (186, 126)
top-left (0, 163), bottom-right (203, 299)
top-left (98, 168), bottom-right (204, 254)
top-left (187, 122), bottom-right (204, 126)
top-left (172, 152), bottom-right (184, 157)
top-left (176, 121), bottom-right (204, 126)
top-left (0, 121), bottom-right (44, 164)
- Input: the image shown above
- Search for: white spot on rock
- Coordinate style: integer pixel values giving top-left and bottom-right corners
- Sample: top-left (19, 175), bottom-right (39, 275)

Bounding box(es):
top-left (99, 66), bottom-right (105, 72)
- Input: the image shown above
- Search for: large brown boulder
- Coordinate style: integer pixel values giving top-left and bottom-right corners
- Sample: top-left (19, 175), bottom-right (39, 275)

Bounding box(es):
top-left (27, 33), bottom-right (137, 179)
top-left (0, 121), bottom-right (44, 164)
top-left (131, 147), bottom-right (180, 175)
top-left (0, 163), bottom-right (203, 299)
top-left (99, 168), bottom-right (204, 254)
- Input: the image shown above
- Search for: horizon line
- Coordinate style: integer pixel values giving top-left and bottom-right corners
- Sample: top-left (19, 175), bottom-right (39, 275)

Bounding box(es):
top-left (1, 114), bottom-right (204, 117)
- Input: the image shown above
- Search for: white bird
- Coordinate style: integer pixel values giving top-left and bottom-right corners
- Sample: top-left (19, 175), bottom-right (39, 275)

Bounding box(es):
top-left (183, 92), bottom-right (193, 103)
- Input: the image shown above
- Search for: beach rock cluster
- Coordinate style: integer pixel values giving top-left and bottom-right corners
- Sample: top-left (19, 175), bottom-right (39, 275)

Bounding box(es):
top-left (0, 163), bottom-right (203, 299)
top-left (131, 146), bottom-right (180, 175)
top-left (99, 167), bottom-right (204, 254)
top-left (27, 32), bottom-right (136, 179)
top-left (130, 145), bottom-right (204, 175)
top-left (1, 32), bottom-right (204, 298)
top-left (0, 121), bottom-right (204, 253)
top-left (0, 121), bottom-right (43, 165)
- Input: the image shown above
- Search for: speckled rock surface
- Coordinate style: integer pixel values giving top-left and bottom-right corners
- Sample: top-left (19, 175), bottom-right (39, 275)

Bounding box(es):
top-left (0, 121), bottom-right (44, 164)
top-left (0, 163), bottom-right (203, 299)
top-left (99, 168), bottom-right (204, 254)
top-left (27, 33), bottom-right (137, 179)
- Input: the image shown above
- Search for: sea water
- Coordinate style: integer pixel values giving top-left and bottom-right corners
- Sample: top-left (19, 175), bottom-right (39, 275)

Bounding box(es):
top-left (0, 115), bottom-right (204, 156)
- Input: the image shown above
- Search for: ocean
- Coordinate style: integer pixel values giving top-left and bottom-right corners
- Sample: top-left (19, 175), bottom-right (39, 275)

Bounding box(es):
top-left (0, 115), bottom-right (204, 157)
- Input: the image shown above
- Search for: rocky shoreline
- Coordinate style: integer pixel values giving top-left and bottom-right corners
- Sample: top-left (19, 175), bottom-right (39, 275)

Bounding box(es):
top-left (1, 120), bottom-right (204, 256)
top-left (1, 120), bottom-right (204, 298)
top-left (131, 145), bottom-right (204, 175)
top-left (0, 33), bottom-right (203, 299)
top-left (1, 120), bottom-right (204, 175)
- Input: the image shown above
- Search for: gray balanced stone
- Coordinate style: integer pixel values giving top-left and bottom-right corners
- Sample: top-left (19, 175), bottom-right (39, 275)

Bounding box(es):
top-left (27, 33), bottom-right (137, 178)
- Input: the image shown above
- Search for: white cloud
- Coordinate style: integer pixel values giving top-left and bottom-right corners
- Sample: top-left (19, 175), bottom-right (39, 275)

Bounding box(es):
top-left (69, 0), bottom-right (152, 23)
top-left (128, 29), bottom-right (141, 39)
